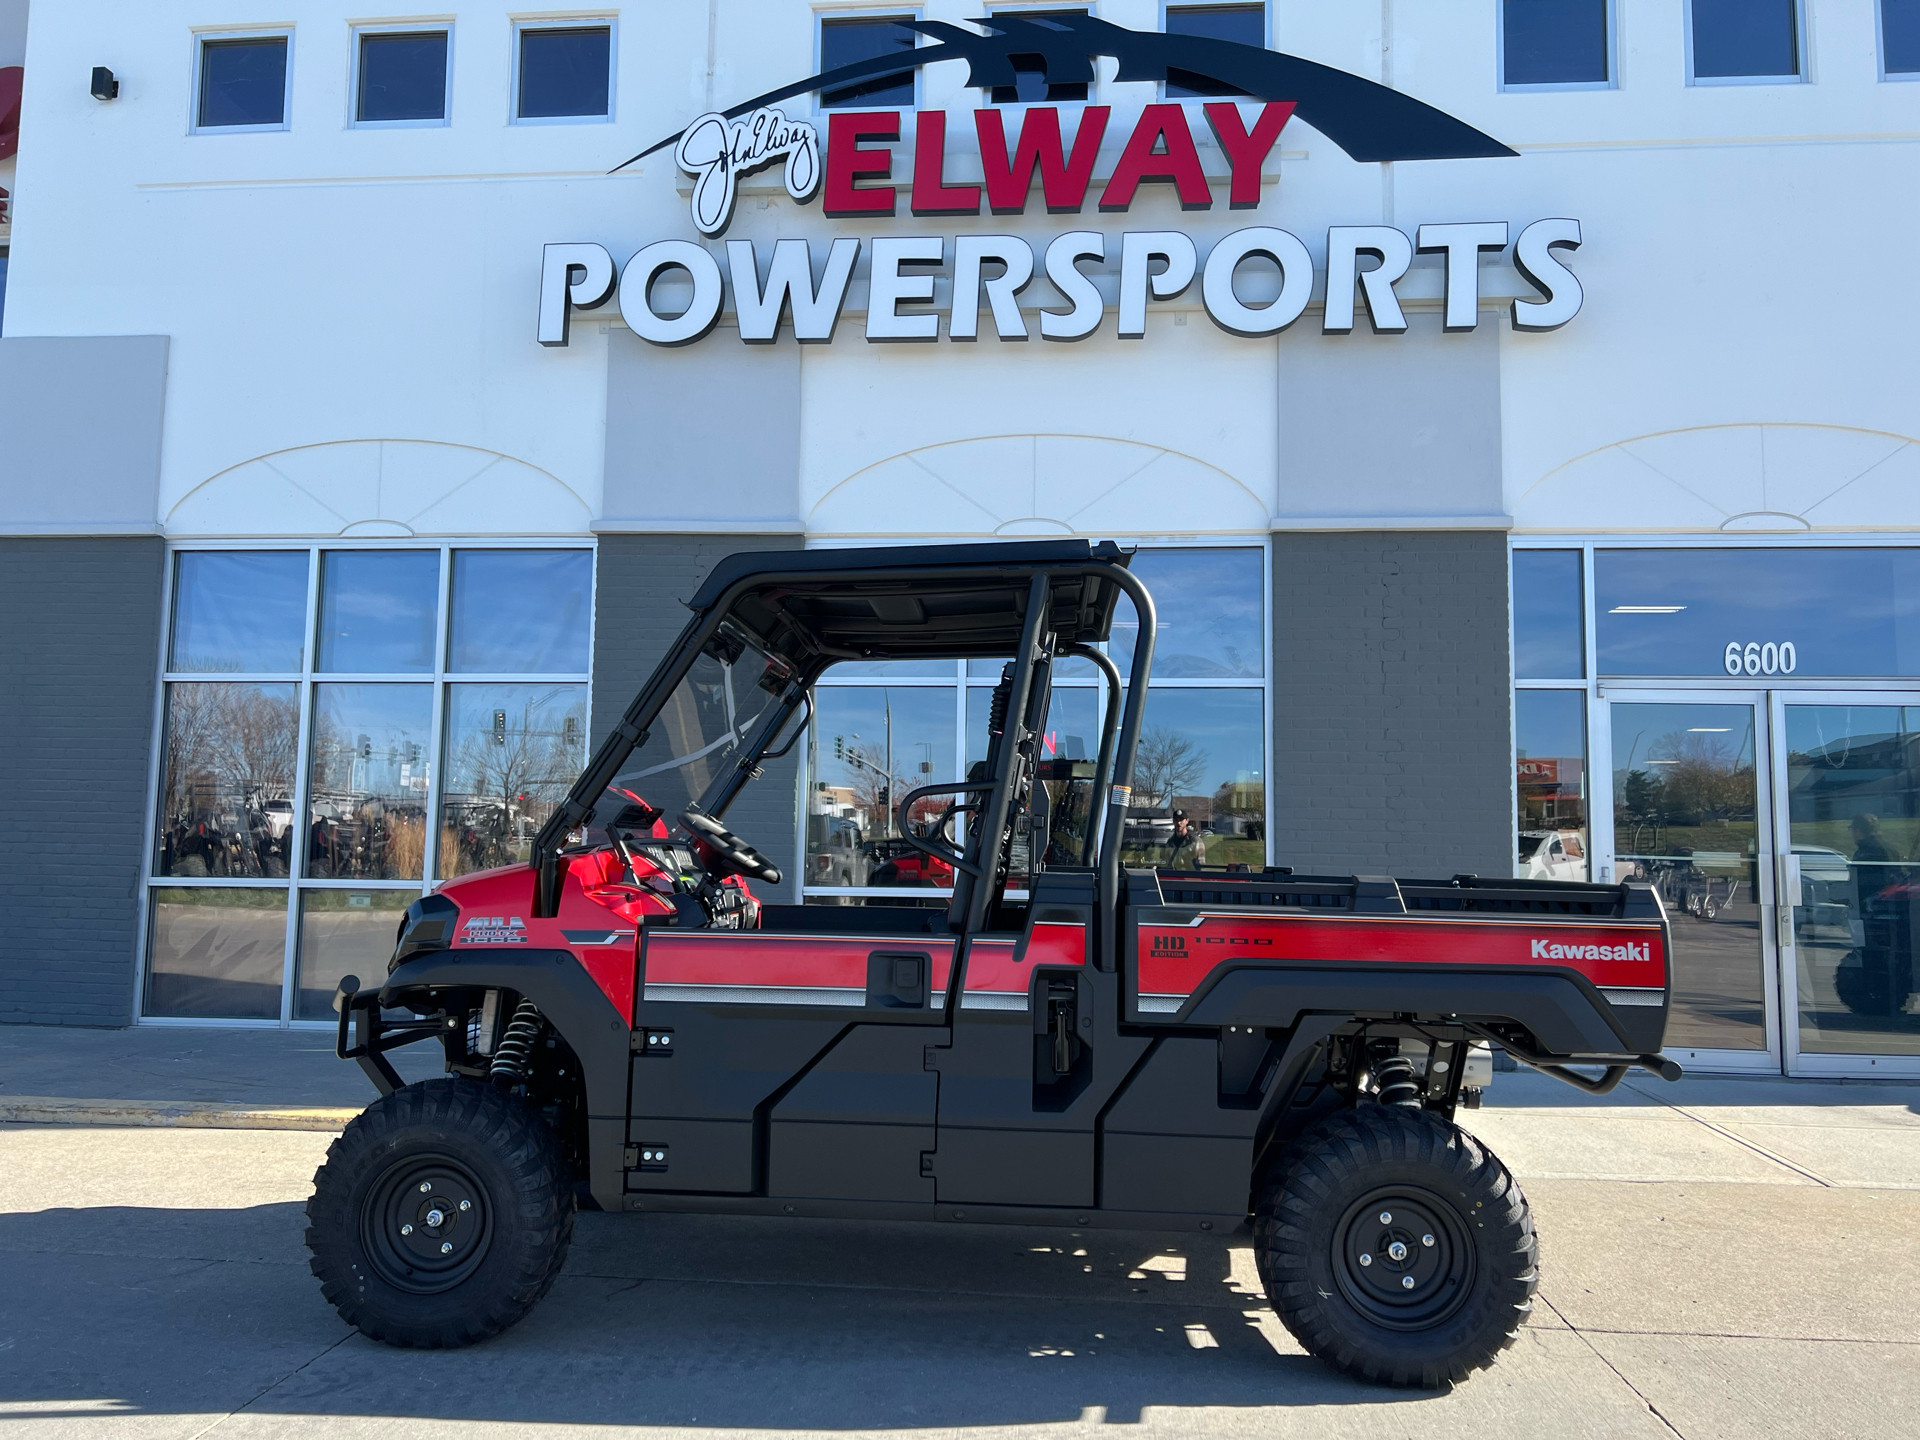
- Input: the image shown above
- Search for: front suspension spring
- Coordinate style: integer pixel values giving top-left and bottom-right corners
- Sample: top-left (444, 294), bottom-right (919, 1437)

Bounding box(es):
top-left (489, 998), bottom-right (542, 1083)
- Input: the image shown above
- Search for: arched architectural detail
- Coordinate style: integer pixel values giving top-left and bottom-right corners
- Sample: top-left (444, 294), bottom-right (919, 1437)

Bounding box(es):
top-left (166, 439), bottom-right (592, 537)
top-left (807, 434), bottom-right (1268, 538)
top-left (1513, 423), bottom-right (1920, 533)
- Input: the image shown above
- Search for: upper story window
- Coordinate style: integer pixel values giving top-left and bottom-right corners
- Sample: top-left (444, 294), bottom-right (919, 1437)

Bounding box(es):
top-left (514, 21), bottom-right (612, 122)
top-left (354, 27), bottom-right (450, 126)
top-left (1687, 0), bottom-right (1804, 84)
top-left (1501, 0), bottom-right (1613, 90)
top-left (1882, 0), bottom-right (1920, 78)
top-left (195, 32), bottom-right (291, 132)
top-left (819, 14), bottom-right (918, 109)
top-left (985, 8), bottom-right (1090, 104)
top-left (1163, 3), bottom-right (1265, 98)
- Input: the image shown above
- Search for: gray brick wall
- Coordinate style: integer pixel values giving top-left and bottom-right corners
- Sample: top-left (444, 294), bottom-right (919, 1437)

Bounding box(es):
top-left (1269, 531), bottom-right (1512, 879)
top-left (0, 537), bottom-right (166, 1026)
top-left (592, 533), bottom-right (802, 901)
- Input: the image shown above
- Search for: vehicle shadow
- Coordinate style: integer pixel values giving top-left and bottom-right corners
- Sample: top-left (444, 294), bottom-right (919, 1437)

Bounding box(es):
top-left (0, 1201), bottom-right (1442, 1427)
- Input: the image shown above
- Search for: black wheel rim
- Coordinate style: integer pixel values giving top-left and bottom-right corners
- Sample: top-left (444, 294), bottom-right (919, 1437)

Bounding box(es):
top-left (1331, 1184), bottom-right (1476, 1332)
top-left (360, 1155), bottom-right (494, 1295)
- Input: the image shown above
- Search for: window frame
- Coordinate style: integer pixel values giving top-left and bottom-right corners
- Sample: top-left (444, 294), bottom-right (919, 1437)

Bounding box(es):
top-left (1158, 0), bottom-right (1270, 100)
top-left (1497, 0), bottom-right (1618, 93)
top-left (1684, 0), bottom-right (1808, 87)
top-left (509, 15), bottom-right (617, 127)
top-left (1879, 0), bottom-right (1920, 81)
top-left (189, 26), bottom-right (295, 136)
top-left (349, 21), bottom-right (455, 130)
top-left (137, 539), bottom-right (596, 1028)
top-left (980, 4), bottom-right (1098, 107)
top-left (797, 537), bottom-right (1274, 906)
top-left (814, 6), bottom-right (924, 116)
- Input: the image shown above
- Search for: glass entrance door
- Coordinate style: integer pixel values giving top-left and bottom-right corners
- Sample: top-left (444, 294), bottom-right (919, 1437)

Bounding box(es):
top-left (1607, 697), bottom-right (1780, 1070)
top-left (1776, 698), bottom-right (1920, 1076)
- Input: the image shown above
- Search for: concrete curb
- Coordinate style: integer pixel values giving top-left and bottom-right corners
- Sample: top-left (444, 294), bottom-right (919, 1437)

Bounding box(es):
top-left (0, 1096), bottom-right (359, 1131)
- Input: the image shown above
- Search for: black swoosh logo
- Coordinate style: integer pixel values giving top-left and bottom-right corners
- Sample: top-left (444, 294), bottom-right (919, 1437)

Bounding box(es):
top-left (612, 14), bottom-right (1514, 173)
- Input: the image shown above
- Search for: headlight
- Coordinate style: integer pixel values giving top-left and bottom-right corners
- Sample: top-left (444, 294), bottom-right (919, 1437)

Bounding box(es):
top-left (391, 893), bottom-right (460, 971)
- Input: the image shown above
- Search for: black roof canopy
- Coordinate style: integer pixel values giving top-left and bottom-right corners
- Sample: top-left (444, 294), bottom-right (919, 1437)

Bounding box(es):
top-left (688, 540), bottom-right (1134, 667)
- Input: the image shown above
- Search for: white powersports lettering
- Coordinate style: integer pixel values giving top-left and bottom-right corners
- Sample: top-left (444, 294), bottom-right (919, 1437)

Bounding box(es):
top-left (1530, 938), bottom-right (1652, 963)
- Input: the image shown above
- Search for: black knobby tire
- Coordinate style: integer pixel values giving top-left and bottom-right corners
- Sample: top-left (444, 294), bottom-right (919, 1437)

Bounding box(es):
top-left (305, 1077), bottom-right (575, 1347)
top-left (1253, 1105), bottom-right (1537, 1388)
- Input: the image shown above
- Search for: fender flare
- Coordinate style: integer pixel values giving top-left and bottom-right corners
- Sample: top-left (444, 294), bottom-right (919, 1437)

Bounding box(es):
top-left (383, 950), bottom-right (631, 1211)
top-left (1178, 963), bottom-right (1638, 1056)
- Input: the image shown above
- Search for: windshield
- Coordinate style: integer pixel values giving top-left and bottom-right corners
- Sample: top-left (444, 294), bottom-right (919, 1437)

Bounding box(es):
top-left (594, 632), bottom-right (786, 829)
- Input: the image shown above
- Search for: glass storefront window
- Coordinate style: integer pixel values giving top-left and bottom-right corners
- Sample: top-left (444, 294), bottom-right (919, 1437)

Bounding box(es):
top-left (1119, 688), bottom-right (1267, 868)
top-left (306, 684), bottom-right (432, 880)
top-left (169, 551), bottom-right (310, 673)
top-left (316, 550), bottom-right (439, 673)
top-left (145, 887), bottom-right (288, 1020)
top-left (147, 546), bottom-right (593, 1023)
top-left (1512, 549), bottom-right (1585, 679)
top-left (294, 889), bottom-right (417, 1020)
top-left (155, 682), bottom-right (299, 878)
top-left (809, 685), bottom-right (959, 890)
top-left (1784, 705), bottom-right (1920, 1056)
top-left (1110, 547), bottom-right (1266, 679)
top-left (1515, 689), bottom-right (1588, 881)
top-left (439, 684), bottom-right (588, 879)
top-left (1596, 547), bottom-right (1920, 677)
top-left (447, 549), bottom-right (593, 674)
top-left (1611, 701), bottom-right (1767, 1051)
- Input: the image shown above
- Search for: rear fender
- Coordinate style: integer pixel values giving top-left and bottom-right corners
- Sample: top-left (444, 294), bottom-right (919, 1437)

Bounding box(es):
top-left (382, 949), bottom-right (631, 1211)
top-left (1181, 963), bottom-right (1640, 1056)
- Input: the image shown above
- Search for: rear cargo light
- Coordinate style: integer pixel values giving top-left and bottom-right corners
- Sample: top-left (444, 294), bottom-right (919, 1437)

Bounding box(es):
top-left (391, 893), bottom-right (460, 971)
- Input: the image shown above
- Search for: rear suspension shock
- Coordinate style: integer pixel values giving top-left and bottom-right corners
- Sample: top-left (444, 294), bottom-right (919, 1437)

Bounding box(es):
top-left (489, 998), bottom-right (542, 1083)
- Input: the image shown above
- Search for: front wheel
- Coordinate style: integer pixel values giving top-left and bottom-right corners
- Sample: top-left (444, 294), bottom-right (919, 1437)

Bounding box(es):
top-left (305, 1077), bottom-right (574, 1347)
top-left (1253, 1105), bottom-right (1537, 1388)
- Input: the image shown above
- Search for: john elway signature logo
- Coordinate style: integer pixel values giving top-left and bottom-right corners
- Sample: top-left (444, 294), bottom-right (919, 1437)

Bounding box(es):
top-left (676, 109), bottom-right (821, 237)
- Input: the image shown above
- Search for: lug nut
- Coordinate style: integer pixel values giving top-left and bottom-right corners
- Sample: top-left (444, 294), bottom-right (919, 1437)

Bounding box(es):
top-left (400, 1224), bottom-right (413, 1235)
top-left (1379, 1211), bottom-right (1392, 1224)
top-left (459, 1200), bottom-right (471, 1212)
top-left (419, 1182), bottom-right (432, 1193)
top-left (440, 1242), bottom-right (453, 1254)
top-left (1422, 1234), bottom-right (1435, 1247)
top-left (1358, 1253), bottom-right (1373, 1266)
top-left (1401, 1276), bottom-right (1416, 1290)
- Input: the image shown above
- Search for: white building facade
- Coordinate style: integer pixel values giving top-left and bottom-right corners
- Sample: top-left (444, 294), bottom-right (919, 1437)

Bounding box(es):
top-left (2, 0), bottom-right (1918, 1077)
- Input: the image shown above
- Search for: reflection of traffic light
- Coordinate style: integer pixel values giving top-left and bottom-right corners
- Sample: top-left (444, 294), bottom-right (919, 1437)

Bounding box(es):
top-left (878, 785), bottom-right (890, 812)
top-left (403, 741), bottom-right (422, 764)
top-left (357, 734), bottom-right (372, 760)
top-left (563, 716), bottom-right (579, 748)
top-left (492, 710), bottom-right (507, 745)
top-left (833, 735), bottom-right (844, 761)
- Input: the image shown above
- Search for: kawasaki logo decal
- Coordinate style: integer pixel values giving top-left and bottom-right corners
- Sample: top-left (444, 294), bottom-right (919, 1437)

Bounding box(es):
top-left (1531, 939), bottom-right (1653, 963)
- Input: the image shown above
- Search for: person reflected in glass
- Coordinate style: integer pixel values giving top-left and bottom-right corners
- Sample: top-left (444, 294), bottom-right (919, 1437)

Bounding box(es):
top-left (1846, 813), bottom-right (1911, 1021)
top-left (1164, 809), bottom-right (1207, 870)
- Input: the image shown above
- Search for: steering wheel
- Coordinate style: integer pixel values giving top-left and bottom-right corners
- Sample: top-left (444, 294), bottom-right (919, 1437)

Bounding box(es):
top-left (680, 809), bottom-right (783, 885)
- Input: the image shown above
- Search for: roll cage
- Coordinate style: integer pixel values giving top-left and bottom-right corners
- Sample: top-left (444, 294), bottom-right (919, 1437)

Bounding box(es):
top-left (530, 540), bottom-right (1155, 956)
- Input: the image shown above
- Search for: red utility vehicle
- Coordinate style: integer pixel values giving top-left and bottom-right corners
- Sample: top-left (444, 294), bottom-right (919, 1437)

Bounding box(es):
top-left (310, 541), bottom-right (1678, 1388)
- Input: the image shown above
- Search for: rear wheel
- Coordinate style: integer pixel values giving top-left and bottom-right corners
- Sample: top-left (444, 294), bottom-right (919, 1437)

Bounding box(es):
top-left (306, 1077), bottom-right (573, 1347)
top-left (1253, 1105), bottom-right (1536, 1388)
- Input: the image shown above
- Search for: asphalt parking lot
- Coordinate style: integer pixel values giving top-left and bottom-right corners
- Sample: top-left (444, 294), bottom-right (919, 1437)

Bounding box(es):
top-left (0, 1045), bottom-right (1915, 1440)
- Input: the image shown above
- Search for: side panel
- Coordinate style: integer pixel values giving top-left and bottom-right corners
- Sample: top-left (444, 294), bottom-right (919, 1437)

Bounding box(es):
top-left (631, 928), bottom-right (953, 1196)
top-left (1100, 1036), bottom-right (1261, 1217)
top-left (768, 1025), bottom-right (943, 1202)
top-left (1130, 908), bottom-right (1669, 1054)
top-left (933, 924), bottom-right (1152, 1210)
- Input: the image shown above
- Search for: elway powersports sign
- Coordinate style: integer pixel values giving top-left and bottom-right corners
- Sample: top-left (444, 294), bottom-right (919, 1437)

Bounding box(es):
top-left (537, 15), bottom-right (1581, 349)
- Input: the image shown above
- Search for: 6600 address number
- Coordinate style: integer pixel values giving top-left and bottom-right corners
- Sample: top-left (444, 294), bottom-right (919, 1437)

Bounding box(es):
top-left (1724, 641), bottom-right (1797, 676)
